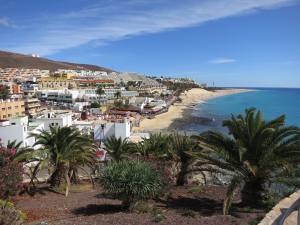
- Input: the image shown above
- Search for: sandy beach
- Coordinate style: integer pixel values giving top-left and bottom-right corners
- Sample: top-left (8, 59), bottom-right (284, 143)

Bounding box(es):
top-left (135, 88), bottom-right (252, 132)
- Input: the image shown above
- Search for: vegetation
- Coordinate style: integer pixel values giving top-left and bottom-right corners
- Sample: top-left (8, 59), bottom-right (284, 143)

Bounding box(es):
top-left (196, 108), bottom-right (300, 214)
top-left (135, 133), bottom-right (199, 186)
top-left (0, 145), bottom-right (23, 199)
top-left (0, 200), bottom-right (26, 225)
top-left (96, 86), bottom-right (105, 96)
top-left (90, 102), bottom-right (101, 108)
top-left (30, 126), bottom-right (97, 196)
top-left (0, 85), bottom-right (10, 100)
top-left (100, 160), bottom-right (163, 211)
top-left (104, 136), bottom-right (135, 162)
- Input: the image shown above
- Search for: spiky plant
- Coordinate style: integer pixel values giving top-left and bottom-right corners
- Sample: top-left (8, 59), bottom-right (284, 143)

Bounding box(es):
top-left (100, 160), bottom-right (163, 211)
top-left (31, 126), bottom-right (97, 196)
top-left (168, 133), bottom-right (198, 186)
top-left (104, 136), bottom-right (135, 162)
top-left (138, 133), bottom-right (171, 159)
top-left (197, 108), bottom-right (300, 214)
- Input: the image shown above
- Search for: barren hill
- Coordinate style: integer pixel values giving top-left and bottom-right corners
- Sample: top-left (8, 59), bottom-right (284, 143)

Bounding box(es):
top-left (0, 50), bottom-right (113, 72)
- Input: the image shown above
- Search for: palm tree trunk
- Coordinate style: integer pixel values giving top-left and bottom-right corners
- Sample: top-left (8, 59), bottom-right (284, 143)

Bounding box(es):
top-left (241, 180), bottom-right (265, 206)
top-left (65, 167), bottom-right (71, 197)
top-left (176, 161), bottom-right (189, 186)
top-left (49, 163), bottom-right (65, 187)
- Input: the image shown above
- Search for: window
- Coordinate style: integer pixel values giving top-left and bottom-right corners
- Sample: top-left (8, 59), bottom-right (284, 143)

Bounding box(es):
top-left (2, 108), bottom-right (5, 111)
top-left (51, 123), bottom-right (55, 126)
top-left (3, 115), bottom-right (6, 118)
top-left (55, 123), bottom-right (58, 126)
top-left (7, 114), bottom-right (11, 117)
top-left (7, 107), bottom-right (11, 110)
top-left (15, 106), bottom-right (18, 109)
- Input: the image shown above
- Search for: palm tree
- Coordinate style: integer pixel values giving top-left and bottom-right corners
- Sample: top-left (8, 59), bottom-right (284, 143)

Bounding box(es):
top-left (31, 126), bottom-right (97, 196)
top-left (137, 133), bottom-right (171, 159)
top-left (114, 91), bottom-right (121, 99)
top-left (197, 108), bottom-right (300, 214)
top-left (168, 133), bottom-right (198, 186)
top-left (104, 136), bottom-right (135, 162)
top-left (96, 86), bottom-right (105, 97)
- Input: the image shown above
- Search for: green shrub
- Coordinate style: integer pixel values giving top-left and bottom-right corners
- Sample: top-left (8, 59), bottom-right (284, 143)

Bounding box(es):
top-left (100, 160), bottom-right (163, 211)
top-left (0, 199), bottom-right (26, 225)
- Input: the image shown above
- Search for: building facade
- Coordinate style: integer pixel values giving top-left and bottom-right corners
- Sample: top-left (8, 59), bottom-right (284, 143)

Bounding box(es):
top-left (0, 99), bottom-right (25, 120)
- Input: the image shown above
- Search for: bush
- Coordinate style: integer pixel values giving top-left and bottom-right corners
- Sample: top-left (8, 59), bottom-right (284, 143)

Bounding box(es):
top-left (90, 102), bottom-right (101, 108)
top-left (100, 160), bottom-right (163, 211)
top-left (0, 199), bottom-right (26, 225)
top-left (0, 146), bottom-right (23, 199)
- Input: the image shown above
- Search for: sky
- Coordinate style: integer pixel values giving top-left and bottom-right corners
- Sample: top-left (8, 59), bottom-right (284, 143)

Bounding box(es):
top-left (0, 0), bottom-right (299, 87)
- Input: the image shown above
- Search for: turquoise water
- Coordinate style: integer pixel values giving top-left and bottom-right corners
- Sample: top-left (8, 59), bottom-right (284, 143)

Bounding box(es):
top-left (183, 88), bottom-right (300, 133)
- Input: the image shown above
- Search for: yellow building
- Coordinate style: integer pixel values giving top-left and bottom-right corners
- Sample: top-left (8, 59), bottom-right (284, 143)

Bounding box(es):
top-left (24, 98), bottom-right (41, 116)
top-left (38, 77), bottom-right (77, 89)
top-left (0, 99), bottom-right (25, 120)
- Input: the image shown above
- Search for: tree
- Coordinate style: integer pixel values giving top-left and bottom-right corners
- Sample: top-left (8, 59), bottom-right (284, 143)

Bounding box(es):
top-left (168, 134), bottom-right (198, 186)
top-left (114, 91), bottom-right (121, 99)
top-left (104, 137), bottom-right (135, 162)
top-left (31, 126), bottom-right (97, 196)
top-left (137, 133), bottom-right (171, 159)
top-left (0, 86), bottom-right (10, 100)
top-left (96, 86), bottom-right (105, 97)
top-left (90, 102), bottom-right (101, 108)
top-left (100, 160), bottom-right (163, 211)
top-left (196, 108), bottom-right (300, 214)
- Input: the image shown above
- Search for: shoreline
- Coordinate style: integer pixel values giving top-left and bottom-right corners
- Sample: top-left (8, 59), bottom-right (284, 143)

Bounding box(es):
top-left (134, 88), bottom-right (254, 132)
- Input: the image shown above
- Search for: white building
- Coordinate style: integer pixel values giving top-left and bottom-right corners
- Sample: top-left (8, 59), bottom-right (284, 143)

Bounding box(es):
top-left (34, 111), bottom-right (72, 131)
top-left (0, 116), bottom-right (44, 148)
top-left (94, 119), bottom-right (131, 141)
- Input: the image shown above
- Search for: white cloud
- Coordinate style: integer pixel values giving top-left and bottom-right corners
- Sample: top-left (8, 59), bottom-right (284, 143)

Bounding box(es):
top-left (209, 58), bottom-right (236, 64)
top-left (6, 0), bottom-right (296, 55)
top-left (0, 17), bottom-right (12, 27)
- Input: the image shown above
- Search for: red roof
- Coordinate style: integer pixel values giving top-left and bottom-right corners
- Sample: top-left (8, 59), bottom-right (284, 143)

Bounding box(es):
top-left (78, 79), bottom-right (114, 83)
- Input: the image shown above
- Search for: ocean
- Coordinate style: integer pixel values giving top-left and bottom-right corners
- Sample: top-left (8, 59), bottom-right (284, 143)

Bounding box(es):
top-left (181, 88), bottom-right (300, 133)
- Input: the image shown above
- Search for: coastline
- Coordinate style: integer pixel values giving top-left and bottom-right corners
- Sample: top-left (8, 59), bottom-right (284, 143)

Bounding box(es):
top-left (135, 88), bottom-right (253, 132)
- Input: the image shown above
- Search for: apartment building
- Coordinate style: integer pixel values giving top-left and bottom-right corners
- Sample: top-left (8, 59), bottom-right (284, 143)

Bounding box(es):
top-left (24, 98), bottom-right (41, 115)
top-left (0, 116), bottom-right (44, 148)
top-left (0, 68), bottom-right (50, 81)
top-left (0, 99), bottom-right (25, 120)
top-left (38, 77), bottom-right (77, 89)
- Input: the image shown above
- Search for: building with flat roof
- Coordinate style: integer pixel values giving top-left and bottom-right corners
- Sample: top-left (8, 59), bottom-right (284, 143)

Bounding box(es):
top-left (0, 116), bottom-right (44, 148)
top-left (0, 99), bottom-right (25, 120)
top-left (24, 98), bottom-right (42, 116)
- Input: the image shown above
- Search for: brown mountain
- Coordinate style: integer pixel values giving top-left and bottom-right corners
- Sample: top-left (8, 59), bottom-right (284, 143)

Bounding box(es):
top-left (0, 50), bottom-right (114, 72)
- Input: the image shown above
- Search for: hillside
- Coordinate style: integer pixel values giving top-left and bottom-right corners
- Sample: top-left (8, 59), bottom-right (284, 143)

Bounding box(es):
top-left (0, 50), bottom-right (113, 72)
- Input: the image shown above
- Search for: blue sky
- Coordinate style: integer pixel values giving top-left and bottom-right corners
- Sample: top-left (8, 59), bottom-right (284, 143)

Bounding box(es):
top-left (0, 0), bottom-right (299, 87)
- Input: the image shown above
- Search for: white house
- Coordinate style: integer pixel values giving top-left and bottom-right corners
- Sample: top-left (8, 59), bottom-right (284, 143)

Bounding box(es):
top-left (94, 119), bottom-right (131, 141)
top-left (34, 111), bottom-right (72, 131)
top-left (0, 116), bottom-right (44, 148)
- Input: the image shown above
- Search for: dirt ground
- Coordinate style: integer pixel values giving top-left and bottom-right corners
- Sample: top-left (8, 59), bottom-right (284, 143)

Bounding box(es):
top-left (14, 184), bottom-right (265, 225)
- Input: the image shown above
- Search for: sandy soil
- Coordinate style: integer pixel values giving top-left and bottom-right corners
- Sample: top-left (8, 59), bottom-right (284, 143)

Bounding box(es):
top-left (15, 185), bottom-right (264, 225)
top-left (136, 88), bottom-right (252, 132)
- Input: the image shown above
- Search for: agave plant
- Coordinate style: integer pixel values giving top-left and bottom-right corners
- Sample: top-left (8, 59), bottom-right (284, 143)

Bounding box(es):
top-left (100, 160), bottom-right (163, 211)
top-left (197, 108), bottom-right (300, 214)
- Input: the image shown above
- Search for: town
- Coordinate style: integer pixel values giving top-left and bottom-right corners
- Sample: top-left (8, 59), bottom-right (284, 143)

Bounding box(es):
top-left (0, 67), bottom-right (199, 151)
